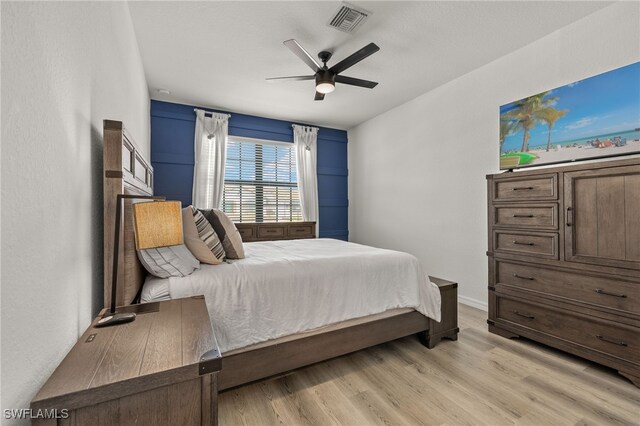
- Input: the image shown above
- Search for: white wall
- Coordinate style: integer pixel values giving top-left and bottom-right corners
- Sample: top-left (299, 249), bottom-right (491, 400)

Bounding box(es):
top-left (1, 2), bottom-right (149, 420)
top-left (348, 2), bottom-right (640, 310)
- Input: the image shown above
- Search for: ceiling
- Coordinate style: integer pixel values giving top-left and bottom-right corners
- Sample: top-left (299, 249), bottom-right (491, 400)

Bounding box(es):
top-left (128, 1), bottom-right (611, 130)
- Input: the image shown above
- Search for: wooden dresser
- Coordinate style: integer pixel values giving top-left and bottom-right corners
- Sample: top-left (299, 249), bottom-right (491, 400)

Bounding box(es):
top-left (486, 158), bottom-right (640, 387)
top-left (31, 297), bottom-right (221, 425)
top-left (235, 221), bottom-right (316, 242)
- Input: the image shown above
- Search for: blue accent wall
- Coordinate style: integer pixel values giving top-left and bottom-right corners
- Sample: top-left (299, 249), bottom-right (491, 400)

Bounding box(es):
top-left (150, 100), bottom-right (348, 240)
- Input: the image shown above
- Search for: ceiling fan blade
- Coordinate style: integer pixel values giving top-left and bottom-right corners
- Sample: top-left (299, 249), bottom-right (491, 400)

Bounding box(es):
top-left (266, 75), bottom-right (315, 82)
top-left (329, 43), bottom-right (380, 75)
top-left (335, 75), bottom-right (378, 89)
top-left (284, 39), bottom-right (321, 72)
top-left (314, 92), bottom-right (325, 101)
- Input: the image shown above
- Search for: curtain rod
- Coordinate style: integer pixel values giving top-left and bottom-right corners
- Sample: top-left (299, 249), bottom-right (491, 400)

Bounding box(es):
top-left (194, 108), bottom-right (231, 118)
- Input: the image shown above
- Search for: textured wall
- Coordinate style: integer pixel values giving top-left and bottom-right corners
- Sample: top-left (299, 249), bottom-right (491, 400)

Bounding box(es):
top-left (348, 2), bottom-right (640, 309)
top-left (1, 2), bottom-right (149, 420)
top-left (150, 100), bottom-right (349, 240)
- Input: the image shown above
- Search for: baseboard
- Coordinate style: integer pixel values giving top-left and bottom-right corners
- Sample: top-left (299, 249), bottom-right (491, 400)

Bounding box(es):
top-left (459, 295), bottom-right (488, 311)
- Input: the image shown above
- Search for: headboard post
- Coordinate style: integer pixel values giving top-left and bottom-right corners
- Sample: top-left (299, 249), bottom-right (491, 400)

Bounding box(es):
top-left (103, 120), bottom-right (154, 309)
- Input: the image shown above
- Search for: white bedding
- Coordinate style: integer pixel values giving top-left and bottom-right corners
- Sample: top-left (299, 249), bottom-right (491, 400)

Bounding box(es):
top-left (141, 238), bottom-right (441, 353)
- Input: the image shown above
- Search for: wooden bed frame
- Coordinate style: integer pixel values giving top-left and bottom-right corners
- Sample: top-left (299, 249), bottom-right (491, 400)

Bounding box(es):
top-left (103, 120), bottom-right (443, 391)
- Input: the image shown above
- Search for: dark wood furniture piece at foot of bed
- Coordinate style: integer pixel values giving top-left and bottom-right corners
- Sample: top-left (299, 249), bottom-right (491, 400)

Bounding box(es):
top-left (100, 120), bottom-right (459, 393)
top-left (235, 221), bottom-right (316, 242)
top-left (31, 297), bottom-right (221, 426)
top-left (487, 158), bottom-right (640, 388)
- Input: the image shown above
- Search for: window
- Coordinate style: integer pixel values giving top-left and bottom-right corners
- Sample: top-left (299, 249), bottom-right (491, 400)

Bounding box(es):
top-left (222, 136), bottom-right (302, 223)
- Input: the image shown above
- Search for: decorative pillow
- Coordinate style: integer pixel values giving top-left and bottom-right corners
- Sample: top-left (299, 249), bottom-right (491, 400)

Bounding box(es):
top-left (137, 244), bottom-right (200, 278)
top-left (200, 209), bottom-right (245, 259)
top-left (181, 207), bottom-right (225, 264)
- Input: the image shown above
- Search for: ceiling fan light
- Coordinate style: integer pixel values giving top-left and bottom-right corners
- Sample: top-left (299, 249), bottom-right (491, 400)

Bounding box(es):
top-left (315, 69), bottom-right (336, 95)
top-left (316, 82), bottom-right (335, 94)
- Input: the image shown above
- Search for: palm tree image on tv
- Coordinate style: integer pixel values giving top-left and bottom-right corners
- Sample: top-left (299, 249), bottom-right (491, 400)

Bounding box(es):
top-left (499, 61), bottom-right (640, 169)
top-left (502, 91), bottom-right (564, 152)
top-left (537, 106), bottom-right (568, 152)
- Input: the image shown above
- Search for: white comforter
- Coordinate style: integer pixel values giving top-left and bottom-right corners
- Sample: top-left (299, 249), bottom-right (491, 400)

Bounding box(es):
top-left (142, 238), bottom-right (441, 353)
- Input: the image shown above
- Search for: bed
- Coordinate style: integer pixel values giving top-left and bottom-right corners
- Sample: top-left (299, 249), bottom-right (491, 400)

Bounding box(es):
top-left (103, 120), bottom-right (448, 390)
top-left (141, 238), bottom-right (441, 353)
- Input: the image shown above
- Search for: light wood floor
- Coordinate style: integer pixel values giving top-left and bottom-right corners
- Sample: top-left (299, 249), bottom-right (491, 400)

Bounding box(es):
top-left (218, 304), bottom-right (640, 425)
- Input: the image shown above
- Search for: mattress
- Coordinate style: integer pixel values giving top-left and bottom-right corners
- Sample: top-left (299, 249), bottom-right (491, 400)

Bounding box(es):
top-left (141, 238), bottom-right (441, 353)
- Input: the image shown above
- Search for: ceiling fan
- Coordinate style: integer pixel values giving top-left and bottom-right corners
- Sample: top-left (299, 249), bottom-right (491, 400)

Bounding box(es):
top-left (267, 39), bottom-right (380, 101)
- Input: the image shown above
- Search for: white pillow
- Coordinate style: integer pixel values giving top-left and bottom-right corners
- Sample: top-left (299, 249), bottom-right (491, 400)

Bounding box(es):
top-left (137, 244), bottom-right (200, 278)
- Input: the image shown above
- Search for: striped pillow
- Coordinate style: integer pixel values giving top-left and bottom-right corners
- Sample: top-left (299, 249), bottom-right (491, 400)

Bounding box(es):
top-left (182, 207), bottom-right (221, 265)
top-left (191, 206), bottom-right (226, 262)
top-left (200, 209), bottom-right (245, 259)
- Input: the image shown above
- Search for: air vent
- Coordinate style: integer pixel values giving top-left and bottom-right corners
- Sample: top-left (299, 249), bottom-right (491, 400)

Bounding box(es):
top-left (328, 2), bottom-right (371, 34)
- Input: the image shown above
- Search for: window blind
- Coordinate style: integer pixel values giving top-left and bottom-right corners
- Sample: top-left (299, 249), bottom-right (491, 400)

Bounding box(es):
top-left (222, 137), bottom-right (303, 223)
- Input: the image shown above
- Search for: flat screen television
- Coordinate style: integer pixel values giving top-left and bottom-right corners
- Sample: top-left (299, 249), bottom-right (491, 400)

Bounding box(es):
top-left (499, 61), bottom-right (640, 170)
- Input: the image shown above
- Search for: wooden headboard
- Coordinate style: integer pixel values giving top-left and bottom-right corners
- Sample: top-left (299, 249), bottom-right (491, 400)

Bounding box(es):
top-left (103, 120), bottom-right (154, 310)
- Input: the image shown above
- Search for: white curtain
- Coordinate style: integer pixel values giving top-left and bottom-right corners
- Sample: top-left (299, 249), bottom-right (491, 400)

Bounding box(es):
top-left (193, 109), bottom-right (230, 209)
top-left (293, 124), bottom-right (319, 236)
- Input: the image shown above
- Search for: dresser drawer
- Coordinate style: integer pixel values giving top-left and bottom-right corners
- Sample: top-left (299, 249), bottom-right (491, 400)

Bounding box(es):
top-left (288, 224), bottom-right (314, 238)
top-left (493, 204), bottom-right (558, 230)
top-left (238, 226), bottom-right (255, 241)
top-left (494, 231), bottom-right (558, 259)
top-left (257, 225), bottom-right (285, 238)
top-left (496, 296), bottom-right (639, 363)
top-left (235, 222), bottom-right (316, 241)
top-left (495, 261), bottom-right (640, 315)
top-left (493, 174), bottom-right (557, 201)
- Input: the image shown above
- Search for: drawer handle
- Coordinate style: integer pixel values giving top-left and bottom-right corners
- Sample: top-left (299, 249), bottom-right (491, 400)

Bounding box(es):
top-left (512, 186), bottom-right (534, 191)
top-left (513, 273), bottom-right (535, 281)
top-left (594, 289), bottom-right (627, 298)
top-left (512, 240), bottom-right (534, 246)
top-left (566, 207), bottom-right (573, 227)
top-left (596, 335), bottom-right (628, 347)
top-left (294, 229), bottom-right (305, 233)
top-left (513, 310), bottom-right (535, 319)
top-left (512, 214), bottom-right (535, 218)
top-left (266, 230), bottom-right (277, 233)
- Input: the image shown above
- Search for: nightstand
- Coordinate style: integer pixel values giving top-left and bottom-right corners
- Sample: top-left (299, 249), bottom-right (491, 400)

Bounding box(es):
top-left (31, 296), bottom-right (221, 426)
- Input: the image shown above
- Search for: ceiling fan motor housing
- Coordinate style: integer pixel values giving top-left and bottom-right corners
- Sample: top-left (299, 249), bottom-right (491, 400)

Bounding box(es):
top-left (315, 69), bottom-right (336, 94)
top-left (316, 69), bottom-right (335, 85)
